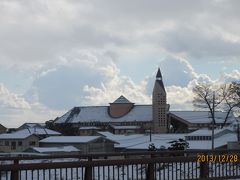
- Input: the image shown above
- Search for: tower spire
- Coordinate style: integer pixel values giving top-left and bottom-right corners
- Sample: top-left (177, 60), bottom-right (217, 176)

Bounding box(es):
top-left (155, 67), bottom-right (165, 92)
top-left (156, 67), bottom-right (162, 80)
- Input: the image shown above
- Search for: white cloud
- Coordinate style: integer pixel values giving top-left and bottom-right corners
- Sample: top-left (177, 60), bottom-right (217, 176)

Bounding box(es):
top-left (0, 83), bottom-right (64, 127)
top-left (223, 70), bottom-right (240, 83)
top-left (0, 0), bottom-right (240, 127)
top-left (0, 84), bottom-right (30, 109)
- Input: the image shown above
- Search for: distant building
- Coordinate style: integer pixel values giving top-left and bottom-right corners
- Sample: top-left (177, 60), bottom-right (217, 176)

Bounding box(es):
top-left (185, 128), bottom-right (237, 149)
top-left (0, 127), bottom-right (60, 153)
top-left (51, 68), bottom-right (236, 135)
top-left (0, 133), bottom-right (39, 153)
top-left (39, 136), bottom-right (117, 154)
top-left (12, 127), bottom-right (61, 140)
top-left (18, 123), bottom-right (46, 130)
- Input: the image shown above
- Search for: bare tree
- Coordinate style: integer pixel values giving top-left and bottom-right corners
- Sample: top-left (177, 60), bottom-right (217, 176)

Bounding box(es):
top-left (193, 82), bottom-right (240, 127)
top-left (221, 82), bottom-right (240, 127)
top-left (192, 83), bottom-right (223, 125)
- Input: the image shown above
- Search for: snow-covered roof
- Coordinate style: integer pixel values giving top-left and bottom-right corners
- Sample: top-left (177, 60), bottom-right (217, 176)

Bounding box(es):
top-left (54, 104), bottom-right (237, 125)
top-left (15, 128), bottom-right (61, 136)
top-left (29, 146), bottom-right (80, 153)
top-left (55, 105), bottom-right (152, 123)
top-left (40, 136), bottom-right (116, 144)
top-left (0, 127), bottom-right (60, 139)
top-left (97, 131), bottom-right (116, 137)
top-left (96, 131), bottom-right (186, 150)
top-left (170, 111), bottom-right (236, 124)
top-left (0, 133), bottom-right (35, 140)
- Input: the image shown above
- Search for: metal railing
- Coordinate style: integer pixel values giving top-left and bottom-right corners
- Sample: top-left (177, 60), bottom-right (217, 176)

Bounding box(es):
top-left (0, 149), bottom-right (240, 180)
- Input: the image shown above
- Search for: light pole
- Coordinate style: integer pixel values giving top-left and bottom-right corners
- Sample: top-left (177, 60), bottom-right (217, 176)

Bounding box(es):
top-left (211, 91), bottom-right (215, 150)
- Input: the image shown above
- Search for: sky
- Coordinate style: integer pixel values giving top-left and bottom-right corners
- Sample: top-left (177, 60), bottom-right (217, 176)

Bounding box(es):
top-left (0, 0), bottom-right (239, 127)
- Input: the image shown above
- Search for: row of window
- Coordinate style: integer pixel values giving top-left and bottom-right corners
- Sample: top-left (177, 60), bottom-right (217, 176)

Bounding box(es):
top-left (186, 136), bottom-right (212, 141)
top-left (79, 122), bottom-right (145, 126)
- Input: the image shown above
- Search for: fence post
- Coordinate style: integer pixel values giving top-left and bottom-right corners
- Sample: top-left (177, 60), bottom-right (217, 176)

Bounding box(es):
top-left (85, 157), bottom-right (93, 180)
top-left (199, 161), bottom-right (209, 178)
top-left (146, 154), bottom-right (154, 180)
top-left (11, 159), bottom-right (19, 180)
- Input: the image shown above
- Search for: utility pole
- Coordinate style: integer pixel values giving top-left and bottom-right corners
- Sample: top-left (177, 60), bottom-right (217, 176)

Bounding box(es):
top-left (237, 119), bottom-right (240, 141)
top-left (212, 91), bottom-right (215, 150)
top-left (150, 127), bottom-right (152, 142)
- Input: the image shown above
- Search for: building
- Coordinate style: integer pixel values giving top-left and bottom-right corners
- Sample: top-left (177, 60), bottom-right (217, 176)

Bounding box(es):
top-left (13, 127), bottom-right (61, 140)
top-left (0, 127), bottom-right (61, 153)
top-left (185, 128), bottom-right (237, 149)
top-left (0, 133), bottom-right (39, 153)
top-left (17, 123), bottom-right (46, 130)
top-left (39, 136), bottom-right (117, 154)
top-left (51, 68), bottom-right (236, 134)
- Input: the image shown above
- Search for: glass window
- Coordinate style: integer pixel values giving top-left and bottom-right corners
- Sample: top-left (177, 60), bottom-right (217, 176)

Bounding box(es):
top-left (5, 141), bottom-right (9, 146)
top-left (18, 141), bottom-right (22, 146)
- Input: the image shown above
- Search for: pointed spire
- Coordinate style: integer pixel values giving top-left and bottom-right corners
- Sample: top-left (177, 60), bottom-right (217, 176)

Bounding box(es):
top-left (156, 67), bottom-right (162, 80)
top-left (155, 67), bottom-right (165, 92)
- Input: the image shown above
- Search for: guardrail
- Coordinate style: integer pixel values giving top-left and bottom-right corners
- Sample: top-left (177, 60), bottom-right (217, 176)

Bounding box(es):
top-left (0, 149), bottom-right (239, 180)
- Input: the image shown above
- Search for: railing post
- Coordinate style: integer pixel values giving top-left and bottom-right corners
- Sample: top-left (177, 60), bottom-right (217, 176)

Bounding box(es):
top-left (85, 157), bottom-right (93, 180)
top-left (199, 161), bottom-right (209, 178)
top-left (146, 154), bottom-right (154, 180)
top-left (11, 159), bottom-right (19, 180)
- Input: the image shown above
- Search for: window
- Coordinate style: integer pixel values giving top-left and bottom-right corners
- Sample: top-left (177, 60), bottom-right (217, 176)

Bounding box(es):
top-left (5, 141), bottom-right (9, 146)
top-left (29, 141), bottom-right (36, 146)
top-left (0, 141), bottom-right (3, 146)
top-left (18, 141), bottom-right (22, 146)
top-left (11, 142), bottom-right (16, 150)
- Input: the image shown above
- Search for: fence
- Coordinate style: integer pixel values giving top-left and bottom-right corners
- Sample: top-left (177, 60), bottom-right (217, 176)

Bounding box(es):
top-left (0, 149), bottom-right (240, 180)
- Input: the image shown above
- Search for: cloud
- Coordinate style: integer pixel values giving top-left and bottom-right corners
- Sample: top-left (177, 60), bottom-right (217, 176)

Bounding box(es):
top-left (0, 84), bottom-right (30, 109)
top-left (0, 83), bottom-right (64, 128)
top-left (24, 51), bottom-right (152, 109)
top-left (222, 70), bottom-right (240, 83)
top-left (1, 0), bottom-right (240, 67)
top-left (159, 25), bottom-right (240, 60)
top-left (159, 56), bottom-right (197, 87)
